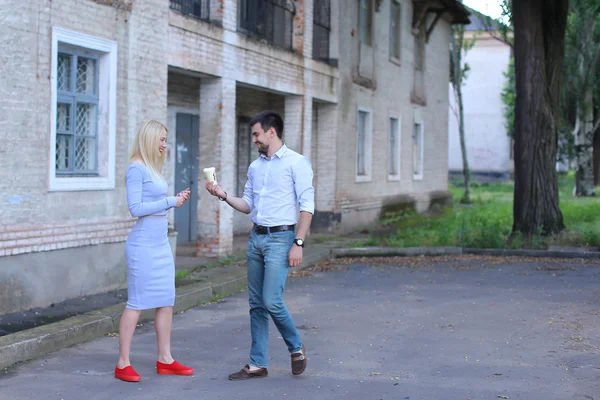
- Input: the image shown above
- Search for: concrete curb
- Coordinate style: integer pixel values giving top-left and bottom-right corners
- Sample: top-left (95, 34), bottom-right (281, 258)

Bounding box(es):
top-left (330, 247), bottom-right (463, 258)
top-left (0, 272), bottom-right (248, 370)
top-left (463, 248), bottom-right (600, 259)
top-left (330, 246), bottom-right (600, 259)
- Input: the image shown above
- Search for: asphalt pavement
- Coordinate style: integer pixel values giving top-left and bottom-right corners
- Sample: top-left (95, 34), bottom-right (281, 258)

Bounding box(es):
top-left (1, 255), bottom-right (599, 400)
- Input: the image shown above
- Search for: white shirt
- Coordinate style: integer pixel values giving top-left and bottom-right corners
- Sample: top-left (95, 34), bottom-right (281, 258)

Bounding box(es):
top-left (242, 144), bottom-right (315, 226)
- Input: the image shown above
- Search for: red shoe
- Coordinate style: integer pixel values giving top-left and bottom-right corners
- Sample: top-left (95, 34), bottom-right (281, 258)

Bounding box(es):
top-left (115, 365), bottom-right (141, 382)
top-left (156, 360), bottom-right (194, 376)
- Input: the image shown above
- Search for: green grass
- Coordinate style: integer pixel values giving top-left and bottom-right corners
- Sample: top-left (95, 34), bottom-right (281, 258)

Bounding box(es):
top-left (175, 270), bottom-right (190, 279)
top-left (379, 172), bottom-right (600, 250)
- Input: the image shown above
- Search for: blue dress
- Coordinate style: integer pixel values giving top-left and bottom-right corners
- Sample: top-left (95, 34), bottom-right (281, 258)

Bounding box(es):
top-left (125, 162), bottom-right (178, 310)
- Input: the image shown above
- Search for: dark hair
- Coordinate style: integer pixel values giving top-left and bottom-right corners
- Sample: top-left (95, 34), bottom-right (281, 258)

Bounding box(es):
top-left (249, 110), bottom-right (284, 139)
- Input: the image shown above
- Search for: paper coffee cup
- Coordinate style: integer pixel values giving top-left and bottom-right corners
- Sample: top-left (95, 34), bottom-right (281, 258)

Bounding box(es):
top-left (203, 167), bottom-right (217, 184)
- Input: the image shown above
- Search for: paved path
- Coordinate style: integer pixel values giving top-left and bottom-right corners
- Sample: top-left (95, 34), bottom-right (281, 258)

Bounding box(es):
top-left (1, 255), bottom-right (599, 400)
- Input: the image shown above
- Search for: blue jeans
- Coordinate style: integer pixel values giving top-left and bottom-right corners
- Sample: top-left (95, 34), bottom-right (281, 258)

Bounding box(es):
top-left (247, 229), bottom-right (302, 368)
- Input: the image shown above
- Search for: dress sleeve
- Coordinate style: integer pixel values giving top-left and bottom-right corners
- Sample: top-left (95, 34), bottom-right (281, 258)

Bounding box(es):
top-left (126, 165), bottom-right (176, 217)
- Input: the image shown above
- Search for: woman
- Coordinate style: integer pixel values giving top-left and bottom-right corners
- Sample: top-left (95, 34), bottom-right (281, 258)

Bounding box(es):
top-left (115, 120), bottom-right (193, 382)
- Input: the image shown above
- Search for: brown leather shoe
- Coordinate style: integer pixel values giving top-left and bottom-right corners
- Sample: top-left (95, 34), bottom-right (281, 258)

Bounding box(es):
top-left (291, 344), bottom-right (307, 375)
top-left (228, 365), bottom-right (268, 381)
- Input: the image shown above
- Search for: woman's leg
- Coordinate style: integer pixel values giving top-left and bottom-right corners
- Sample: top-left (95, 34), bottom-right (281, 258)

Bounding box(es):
top-left (117, 308), bottom-right (142, 368)
top-left (155, 306), bottom-right (174, 363)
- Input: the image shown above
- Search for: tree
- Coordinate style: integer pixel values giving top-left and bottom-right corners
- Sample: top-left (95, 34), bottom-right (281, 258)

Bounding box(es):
top-left (481, 0), bottom-right (513, 48)
top-left (501, 56), bottom-right (515, 139)
top-left (450, 22), bottom-right (476, 204)
top-left (512, 0), bottom-right (568, 236)
top-left (563, 0), bottom-right (600, 196)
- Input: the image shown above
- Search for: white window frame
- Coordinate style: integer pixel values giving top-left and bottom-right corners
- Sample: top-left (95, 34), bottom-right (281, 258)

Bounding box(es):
top-left (412, 119), bottom-right (424, 181)
top-left (389, 0), bottom-right (401, 65)
top-left (388, 113), bottom-right (401, 181)
top-left (49, 27), bottom-right (117, 191)
top-left (356, 106), bottom-right (373, 183)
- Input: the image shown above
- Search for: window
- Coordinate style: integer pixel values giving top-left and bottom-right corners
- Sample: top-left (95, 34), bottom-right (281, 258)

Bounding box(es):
top-left (412, 121), bottom-right (424, 180)
top-left (238, 0), bottom-right (295, 50)
top-left (358, 0), bottom-right (373, 46)
top-left (356, 108), bottom-right (372, 182)
top-left (50, 28), bottom-right (117, 191)
top-left (313, 0), bottom-right (331, 62)
top-left (414, 23), bottom-right (426, 71)
top-left (390, 0), bottom-right (401, 61)
top-left (56, 50), bottom-right (98, 175)
top-left (412, 22), bottom-right (426, 104)
top-left (388, 116), bottom-right (401, 179)
top-left (169, 0), bottom-right (210, 21)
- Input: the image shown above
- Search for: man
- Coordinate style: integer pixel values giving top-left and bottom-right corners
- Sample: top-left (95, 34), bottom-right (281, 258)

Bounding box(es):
top-left (205, 110), bottom-right (314, 380)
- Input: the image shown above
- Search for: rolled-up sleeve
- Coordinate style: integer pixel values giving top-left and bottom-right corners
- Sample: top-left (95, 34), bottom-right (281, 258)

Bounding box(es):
top-left (292, 157), bottom-right (315, 214)
top-left (242, 169), bottom-right (254, 211)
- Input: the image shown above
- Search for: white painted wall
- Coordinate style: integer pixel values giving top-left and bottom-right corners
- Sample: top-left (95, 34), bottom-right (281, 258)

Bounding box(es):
top-left (448, 33), bottom-right (512, 175)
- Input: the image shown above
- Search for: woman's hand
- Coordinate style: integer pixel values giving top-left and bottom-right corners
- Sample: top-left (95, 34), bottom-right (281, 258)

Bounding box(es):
top-left (177, 188), bottom-right (191, 201)
top-left (175, 188), bottom-right (191, 208)
top-left (175, 195), bottom-right (186, 208)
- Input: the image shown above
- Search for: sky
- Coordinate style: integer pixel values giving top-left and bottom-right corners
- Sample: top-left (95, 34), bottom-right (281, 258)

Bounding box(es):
top-left (462, 0), bottom-right (504, 20)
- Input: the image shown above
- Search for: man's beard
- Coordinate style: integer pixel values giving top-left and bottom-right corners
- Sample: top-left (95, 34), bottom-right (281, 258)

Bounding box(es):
top-left (257, 143), bottom-right (268, 155)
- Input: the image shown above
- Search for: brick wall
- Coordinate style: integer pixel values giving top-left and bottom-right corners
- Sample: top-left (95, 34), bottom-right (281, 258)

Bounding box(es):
top-left (0, 0), bottom-right (172, 255)
top-left (1, 0), bottom-right (454, 262)
top-left (196, 77), bottom-right (237, 257)
top-left (0, 1), bottom-right (134, 253)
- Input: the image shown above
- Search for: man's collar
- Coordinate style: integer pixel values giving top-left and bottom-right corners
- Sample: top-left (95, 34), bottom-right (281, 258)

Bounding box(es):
top-left (275, 143), bottom-right (288, 158)
top-left (260, 143), bottom-right (288, 160)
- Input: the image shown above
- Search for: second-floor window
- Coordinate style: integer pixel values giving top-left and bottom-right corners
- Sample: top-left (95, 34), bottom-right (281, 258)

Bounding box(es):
top-left (313, 0), bottom-right (331, 62)
top-left (238, 0), bottom-right (295, 50)
top-left (414, 23), bottom-right (426, 70)
top-left (359, 0), bottom-right (373, 46)
top-left (170, 0), bottom-right (210, 21)
top-left (390, 0), bottom-right (401, 61)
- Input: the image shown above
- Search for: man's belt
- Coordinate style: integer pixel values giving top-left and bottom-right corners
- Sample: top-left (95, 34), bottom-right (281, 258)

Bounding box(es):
top-left (253, 224), bottom-right (296, 235)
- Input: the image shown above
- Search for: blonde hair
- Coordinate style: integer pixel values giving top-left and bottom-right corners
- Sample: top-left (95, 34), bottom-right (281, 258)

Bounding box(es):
top-left (130, 120), bottom-right (167, 182)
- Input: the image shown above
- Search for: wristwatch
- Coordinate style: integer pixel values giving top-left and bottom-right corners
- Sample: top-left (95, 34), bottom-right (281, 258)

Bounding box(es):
top-left (293, 238), bottom-right (305, 248)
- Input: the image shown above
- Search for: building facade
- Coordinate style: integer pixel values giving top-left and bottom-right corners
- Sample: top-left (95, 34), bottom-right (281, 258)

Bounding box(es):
top-left (0, 0), bottom-right (468, 314)
top-left (448, 10), bottom-right (513, 179)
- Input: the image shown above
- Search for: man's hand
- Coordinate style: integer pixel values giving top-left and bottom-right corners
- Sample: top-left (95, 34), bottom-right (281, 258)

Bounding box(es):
top-left (205, 181), bottom-right (227, 199)
top-left (288, 244), bottom-right (303, 268)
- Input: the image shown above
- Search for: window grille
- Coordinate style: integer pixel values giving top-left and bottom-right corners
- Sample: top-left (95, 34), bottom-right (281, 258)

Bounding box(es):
top-left (170, 0), bottom-right (210, 21)
top-left (238, 0), bottom-right (295, 50)
top-left (313, 0), bottom-right (330, 62)
top-left (56, 50), bottom-right (99, 175)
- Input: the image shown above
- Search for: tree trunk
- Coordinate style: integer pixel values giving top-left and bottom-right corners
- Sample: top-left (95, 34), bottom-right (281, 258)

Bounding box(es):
top-left (451, 26), bottom-right (471, 204)
top-left (457, 86), bottom-right (472, 203)
top-left (594, 129), bottom-right (600, 186)
top-left (512, 0), bottom-right (567, 235)
top-left (574, 88), bottom-right (595, 196)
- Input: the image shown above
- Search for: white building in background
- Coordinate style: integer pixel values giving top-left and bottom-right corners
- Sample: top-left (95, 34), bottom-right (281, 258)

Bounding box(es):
top-left (448, 8), bottom-right (512, 180)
